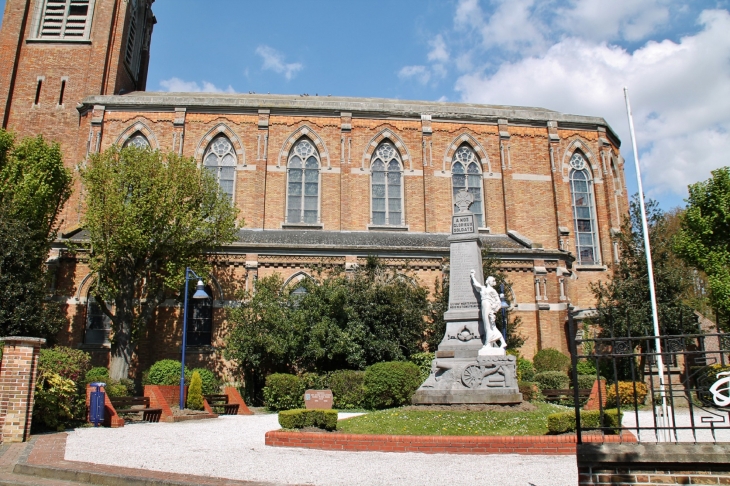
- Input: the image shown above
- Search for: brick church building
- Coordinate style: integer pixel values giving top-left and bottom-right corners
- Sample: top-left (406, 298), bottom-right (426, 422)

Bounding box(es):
top-left (0, 0), bottom-right (628, 376)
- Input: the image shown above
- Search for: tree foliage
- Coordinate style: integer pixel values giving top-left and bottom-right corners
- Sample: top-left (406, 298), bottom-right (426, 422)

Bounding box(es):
top-left (80, 146), bottom-right (239, 380)
top-left (590, 196), bottom-right (698, 340)
top-left (224, 257), bottom-right (430, 405)
top-left (0, 130), bottom-right (72, 338)
top-left (674, 168), bottom-right (730, 330)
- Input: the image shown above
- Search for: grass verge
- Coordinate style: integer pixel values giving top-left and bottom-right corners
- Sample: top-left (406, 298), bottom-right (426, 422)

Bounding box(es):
top-left (337, 402), bottom-right (570, 436)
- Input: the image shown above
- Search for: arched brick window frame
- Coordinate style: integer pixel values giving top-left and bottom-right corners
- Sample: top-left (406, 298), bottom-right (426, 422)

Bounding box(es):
top-left (285, 137), bottom-right (322, 224)
top-left (370, 141), bottom-right (405, 227)
top-left (568, 150), bottom-right (601, 265)
top-left (194, 123), bottom-right (246, 166)
top-left (202, 135), bottom-right (237, 201)
top-left (442, 133), bottom-right (492, 174)
top-left (450, 144), bottom-right (486, 228)
top-left (277, 125), bottom-right (330, 169)
top-left (561, 139), bottom-right (599, 181)
top-left (360, 129), bottom-right (412, 171)
top-left (116, 121), bottom-right (159, 149)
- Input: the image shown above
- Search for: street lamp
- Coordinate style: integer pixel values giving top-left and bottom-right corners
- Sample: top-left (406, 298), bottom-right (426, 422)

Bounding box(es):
top-left (499, 283), bottom-right (509, 345)
top-left (180, 267), bottom-right (210, 409)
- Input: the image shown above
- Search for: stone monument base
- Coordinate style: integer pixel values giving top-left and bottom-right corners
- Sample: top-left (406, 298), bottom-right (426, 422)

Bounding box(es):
top-left (411, 355), bottom-right (522, 405)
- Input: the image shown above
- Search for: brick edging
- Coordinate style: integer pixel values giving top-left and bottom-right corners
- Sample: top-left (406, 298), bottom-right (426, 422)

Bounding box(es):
top-left (265, 430), bottom-right (635, 455)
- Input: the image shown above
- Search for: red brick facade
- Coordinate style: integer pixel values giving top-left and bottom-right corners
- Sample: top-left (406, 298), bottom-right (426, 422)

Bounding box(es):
top-left (0, 1), bottom-right (629, 379)
top-left (0, 337), bottom-right (45, 442)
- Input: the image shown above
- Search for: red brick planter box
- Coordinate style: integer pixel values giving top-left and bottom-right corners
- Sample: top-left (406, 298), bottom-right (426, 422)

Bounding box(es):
top-left (265, 431), bottom-right (635, 455)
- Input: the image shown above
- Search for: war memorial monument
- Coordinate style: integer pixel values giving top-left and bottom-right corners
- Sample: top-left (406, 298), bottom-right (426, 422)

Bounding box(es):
top-left (412, 190), bottom-right (522, 405)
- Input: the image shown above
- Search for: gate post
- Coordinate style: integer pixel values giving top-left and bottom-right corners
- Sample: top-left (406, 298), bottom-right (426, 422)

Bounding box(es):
top-left (0, 337), bottom-right (45, 443)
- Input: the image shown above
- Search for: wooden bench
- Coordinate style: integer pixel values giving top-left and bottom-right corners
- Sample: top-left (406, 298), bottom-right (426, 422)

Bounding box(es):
top-left (542, 388), bottom-right (591, 402)
top-left (204, 394), bottom-right (239, 415)
top-left (109, 396), bottom-right (163, 422)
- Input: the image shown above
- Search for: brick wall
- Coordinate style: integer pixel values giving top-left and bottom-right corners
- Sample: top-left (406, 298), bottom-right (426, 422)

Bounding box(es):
top-left (0, 336), bottom-right (45, 443)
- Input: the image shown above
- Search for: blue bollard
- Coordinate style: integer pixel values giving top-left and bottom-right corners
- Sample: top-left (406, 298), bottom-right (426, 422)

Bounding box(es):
top-left (89, 382), bottom-right (106, 427)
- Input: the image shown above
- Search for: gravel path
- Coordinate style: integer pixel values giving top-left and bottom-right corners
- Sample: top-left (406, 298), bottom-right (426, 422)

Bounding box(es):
top-left (65, 414), bottom-right (577, 486)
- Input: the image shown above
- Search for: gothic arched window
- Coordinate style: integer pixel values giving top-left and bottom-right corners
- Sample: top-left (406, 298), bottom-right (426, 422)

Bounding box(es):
top-left (85, 295), bottom-right (111, 345)
top-left (123, 132), bottom-right (150, 149)
top-left (286, 138), bottom-right (320, 224)
top-left (186, 284), bottom-right (213, 346)
top-left (203, 136), bottom-right (236, 200)
top-left (451, 145), bottom-right (484, 227)
top-left (371, 142), bottom-right (403, 226)
top-left (569, 152), bottom-right (599, 264)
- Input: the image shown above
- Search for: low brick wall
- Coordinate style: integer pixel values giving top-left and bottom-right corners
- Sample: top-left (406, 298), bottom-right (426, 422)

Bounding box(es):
top-left (577, 443), bottom-right (730, 485)
top-left (266, 431), bottom-right (632, 455)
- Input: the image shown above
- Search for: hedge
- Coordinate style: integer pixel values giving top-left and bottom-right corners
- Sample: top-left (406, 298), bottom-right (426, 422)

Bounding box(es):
top-left (533, 371), bottom-right (570, 390)
top-left (328, 370), bottom-right (365, 409)
top-left (576, 374), bottom-right (598, 391)
top-left (518, 381), bottom-right (541, 402)
top-left (409, 352), bottom-right (435, 382)
top-left (263, 373), bottom-right (303, 411)
top-left (605, 381), bottom-right (648, 407)
top-left (189, 367), bottom-right (220, 396)
top-left (278, 409), bottom-right (338, 431)
top-left (533, 348), bottom-right (571, 373)
top-left (547, 409), bottom-right (622, 434)
top-left (363, 361), bottom-right (422, 409)
top-left (144, 359), bottom-right (189, 386)
top-left (517, 358), bottom-right (536, 382)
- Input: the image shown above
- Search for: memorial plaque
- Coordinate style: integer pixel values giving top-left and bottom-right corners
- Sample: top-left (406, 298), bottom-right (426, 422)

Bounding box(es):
top-left (304, 389), bottom-right (333, 409)
top-left (448, 241), bottom-right (481, 311)
top-left (452, 214), bottom-right (475, 235)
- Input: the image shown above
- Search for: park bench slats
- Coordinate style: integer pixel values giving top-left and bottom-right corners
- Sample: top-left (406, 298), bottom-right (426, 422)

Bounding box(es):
top-left (542, 389), bottom-right (591, 402)
top-left (204, 394), bottom-right (239, 415)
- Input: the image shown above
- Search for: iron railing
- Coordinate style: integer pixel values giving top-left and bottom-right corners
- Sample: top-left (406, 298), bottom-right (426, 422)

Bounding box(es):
top-left (568, 312), bottom-right (730, 444)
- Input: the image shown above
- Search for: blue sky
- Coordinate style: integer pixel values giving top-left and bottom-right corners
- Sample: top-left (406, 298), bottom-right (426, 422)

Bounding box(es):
top-left (2, 0), bottom-right (730, 210)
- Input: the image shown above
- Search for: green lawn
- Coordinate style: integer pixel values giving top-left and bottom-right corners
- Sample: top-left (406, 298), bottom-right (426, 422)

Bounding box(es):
top-left (337, 403), bottom-right (571, 436)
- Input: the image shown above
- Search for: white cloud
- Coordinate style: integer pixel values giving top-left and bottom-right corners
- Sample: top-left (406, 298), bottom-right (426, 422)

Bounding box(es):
top-left (159, 77), bottom-right (234, 93)
top-left (428, 35), bottom-right (450, 63)
top-left (398, 65), bottom-right (431, 85)
top-left (556, 0), bottom-right (671, 42)
top-left (255, 45), bottom-right (303, 80)
top-left (455, 9), bottom-right (730, 199)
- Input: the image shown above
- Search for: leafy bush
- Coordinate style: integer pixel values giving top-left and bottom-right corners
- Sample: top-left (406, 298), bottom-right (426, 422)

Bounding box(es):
top-left (517, 358), bottom-right (536, 382)
top-left (300, 372), bottom-right (328, 391)
top-left (144, 359), bottom-right (189, 386)
top-left (363, 361), bottom-right (422, 409)
top-left (278, 409), bottom-right (338, 431)
top-left (518, 381), bottom-right (541, 402)
top-left (328, 370), bottom-right (365, 409)
top-left (576, 359), bottom-right (597, 376)
top-left (33, 372), bottom-right (78, 431)
top-left (187, 371), bottom-right (204, 410)
top-left (190, 368), bottom-right (220, 396)
top-left (576, 375), bottom-right (597, 391)
top-left (533, 371), bottom-right (570, 390)
top-left (84, 367), bottom-right (110, 386)
top-left (104, 382), bottom-right (129, 397)
top-left (547, 409), bottom-right (622, 434)
top-left (409, 352), bottom-right (434, 382)
top-left (533, 348), bottom-right (570, 373)
top-left (605, 381), bottom-right (648, 407)
top-left (263, 373), bottom-right (303, 411)
top-left (38, 346), bottom-right (91, 383)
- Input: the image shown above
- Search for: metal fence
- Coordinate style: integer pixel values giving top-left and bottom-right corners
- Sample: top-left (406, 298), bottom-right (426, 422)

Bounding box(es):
top-left (568, 313), bottom-right (730, 444)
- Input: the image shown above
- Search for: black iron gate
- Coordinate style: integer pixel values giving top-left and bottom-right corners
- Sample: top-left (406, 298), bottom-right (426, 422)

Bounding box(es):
top-left (567, 311), bottom-right (730, 444)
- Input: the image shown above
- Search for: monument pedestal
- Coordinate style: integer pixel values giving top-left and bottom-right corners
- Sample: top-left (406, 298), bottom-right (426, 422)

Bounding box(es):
top-left (412, 195), bottom-right (521, 405)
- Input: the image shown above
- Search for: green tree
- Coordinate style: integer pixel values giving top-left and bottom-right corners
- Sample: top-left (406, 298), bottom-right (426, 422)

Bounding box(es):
top-left (591, 196), bottom-right (698, 341)
top-left (80, 146), bottom-right (239, 380)
top-left (0, 130), bottom-right (72, 338)
top-left (674, 168), bottom-right (730, 330)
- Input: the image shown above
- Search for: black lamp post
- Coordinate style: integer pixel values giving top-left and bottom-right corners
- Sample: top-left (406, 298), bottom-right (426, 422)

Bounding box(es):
top-left (499, 283), bottom-right (509, 345)
top-left (179, 267), bottom-right (210, 410)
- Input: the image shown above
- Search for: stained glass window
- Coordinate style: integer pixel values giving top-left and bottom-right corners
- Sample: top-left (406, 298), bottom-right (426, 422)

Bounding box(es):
top-left (287, 139), bottom-right (320, 224)
top-left (451, 145), bottom-right (484, 227)
top-left (371, 142), bottom-right (403, 226)
top-left (123, 132), bottom-right (150, 149)
top-left (570, 153), bottom-right (599, 264)
top-left (203, 136), bottom-right (236, 201)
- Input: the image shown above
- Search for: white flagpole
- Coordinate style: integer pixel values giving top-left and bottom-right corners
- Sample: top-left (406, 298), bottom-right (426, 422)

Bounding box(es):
top-left (623, 87), bottom-right (671, 441)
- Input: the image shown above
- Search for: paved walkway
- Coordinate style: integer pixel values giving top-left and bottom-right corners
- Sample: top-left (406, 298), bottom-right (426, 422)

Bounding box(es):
top-left (63, 414), bottom-right (578, 486)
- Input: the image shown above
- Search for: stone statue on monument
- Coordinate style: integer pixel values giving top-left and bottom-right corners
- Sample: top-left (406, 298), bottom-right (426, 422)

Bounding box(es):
top-left (470, 270), bottom-right (507, 354)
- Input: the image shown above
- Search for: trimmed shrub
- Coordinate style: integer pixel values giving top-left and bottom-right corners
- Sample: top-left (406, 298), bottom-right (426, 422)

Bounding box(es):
top-left (605, 381), bottom-right (648, 407)
top-left (576, 375), bottom-right (598, 391)
top-left (38, 346), bottom-right (91, 383)
top-left (576, 359), bottom-right (597, 376)
top-left (517, 358), bottom-right (536, 382)
top-left (328, 370), bottom-right (365, 409)
top-left (518, 381), bottom-right (541, 402)
top-left (190, 368), bottom-right (220, 396)
top-left (533, 371), bottom-right (570, 390)
top-left (33, 372), bottom-right (78, 431)
top-left (144, 359), bottom-right (190, 386)
top-left (84, 367), bottom-right (110, 386)
top-left (547, 409), bottom-right (622, 434)
top-left (278, 409), bottom-right (338, 431)
top-left (300, 372), bottom-right (328, 391)
top-left (363, 361), bottom-right (422, 409)
top-left (533, 348), bottom-right (570, 373)
top-left (263, 373), bottom-right (303, 411)
top-left (187, 371), bottom-right (204, 410)
top-left (409, 352), bottom-right (434, 382)
top-left (104, 382), bottom-right (129, 397)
